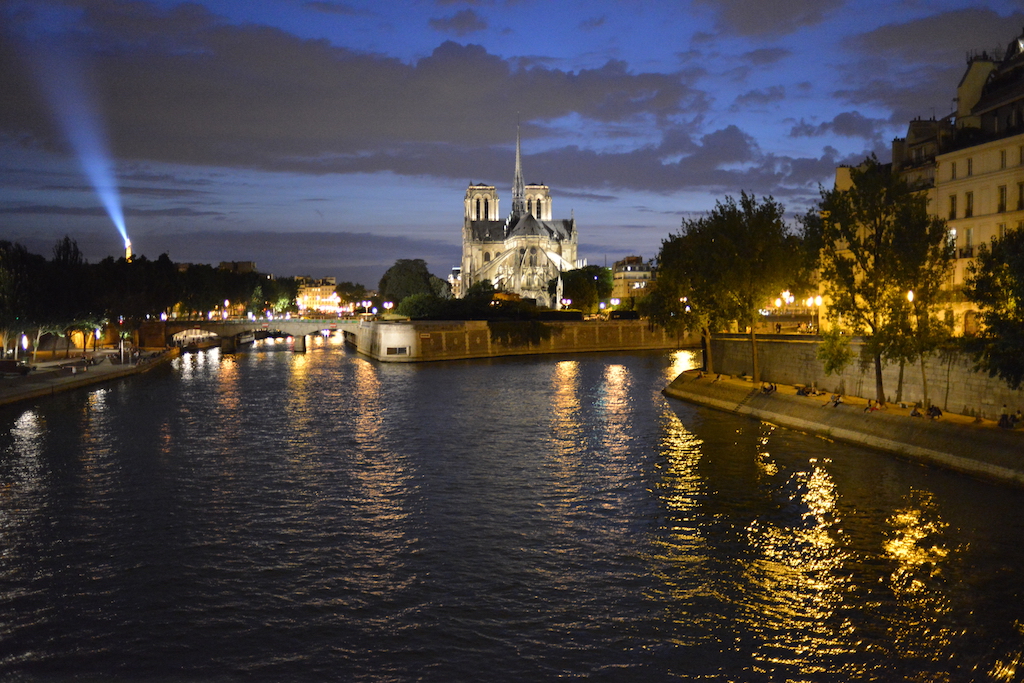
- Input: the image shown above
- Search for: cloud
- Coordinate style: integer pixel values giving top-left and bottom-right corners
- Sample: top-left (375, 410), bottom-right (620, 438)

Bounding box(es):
top-left (694, 0), bottom-right (845, 36)
top-left (849, 8), bottom-right (1024, 64)
top-left (579, 16), bottom-right (606, 31)
top-left (429, 9), bottom-right (488, 36)
top-left (304, 2), bottom-right (367, 16)
top-left (5, 227), bottom-right (460, 285)
top-left (733, 85), bottom-right (786, 109)
top-left (0, 203), bottom-right (222, 218)
top-left (789, 111), bottom-right (886, 139)
top-left (0, 3), bottom-right (708, 180)
top-left (740, 47), bottom-right (791, 66)
top-left (837, 9), bottom-right (1024, 122)
top-left (133, 230), bottom-right (461, 285)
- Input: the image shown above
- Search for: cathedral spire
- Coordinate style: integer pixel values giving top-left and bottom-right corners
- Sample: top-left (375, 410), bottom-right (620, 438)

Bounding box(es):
top-left (512, 120), bottom-right (526, 216)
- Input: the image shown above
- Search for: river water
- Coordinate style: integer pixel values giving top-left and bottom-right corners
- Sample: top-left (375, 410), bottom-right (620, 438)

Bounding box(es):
top-left (1, 339), bottom-right (1023, 682)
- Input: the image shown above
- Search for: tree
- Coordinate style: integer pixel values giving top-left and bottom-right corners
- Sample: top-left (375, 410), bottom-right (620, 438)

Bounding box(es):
top-left (378, 259), bottom-right (437, 304)
top-left (698, 193), bottom-right (799, 383)
top-left (817, 326), bottom-right (853, 393)
top-left (0, 241), bottom-right (46, 357)
top-left (814, 156), bottom-right (951, 404)
top-left (335, 281), bottom-right (369, 306)
top-left (964, 228), bottom-right (1024, 389)
top-left (641, 227), bottom-right (732, 374)
top-left (547, 265), bottom-right (612, 313)
top-left (396, 292), bottom-right (444, 318)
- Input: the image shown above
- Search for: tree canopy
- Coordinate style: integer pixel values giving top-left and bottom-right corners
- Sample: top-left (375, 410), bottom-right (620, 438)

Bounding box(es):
top-left (378, 259), bottom-right (449, 305)
top-left (964, 228), bottom-right (1024, 389)
top-left (547, 265), bottom-right (612, 313)
top-left (811, 156), bottom-right (951, 403)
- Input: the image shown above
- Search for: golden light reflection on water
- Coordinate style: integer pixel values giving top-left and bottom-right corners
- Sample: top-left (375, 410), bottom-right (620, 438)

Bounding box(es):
top-left (647, 406), bottom-right (709, 635)
top-left (664, 349), bottom-right (702, 383)
top-left (990, 622), bottom-right (1024, 681)
top-left (550, 360), bottom-right (582, 459)
top-left (742, 429), bottom-right (855, 670)
top-left (281, 352), bottom-right (313, 442)
top-left (598, 364), bottom-right (631, 457)
top-left (344, 357), bottom-right (414, 599)
top-left (4, 410), bottom-right (47, 508)
top-left (881, 489), bottom-right (956, 660)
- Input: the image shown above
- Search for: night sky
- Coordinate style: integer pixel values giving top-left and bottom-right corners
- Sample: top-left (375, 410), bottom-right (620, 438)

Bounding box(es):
top-left (1, 0), bottom-right (1022, 287)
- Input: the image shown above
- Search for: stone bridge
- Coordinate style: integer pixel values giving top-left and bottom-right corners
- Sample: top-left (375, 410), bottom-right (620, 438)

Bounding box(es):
top-left (137, 318), bottom-right (360, 347)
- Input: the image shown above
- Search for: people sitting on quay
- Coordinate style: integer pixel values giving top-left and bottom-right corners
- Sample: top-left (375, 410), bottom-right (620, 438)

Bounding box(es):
top-left (910, 405), bottom-right (923, 418)
top-left (999, 405), bottom-right (1013, 429)
top-left (824, 393), bottom-right (843, 408)
top-left (761, 382), bottom-right (776, 395)
top-left (864, 399), bottom-right (883, 413)
top-left (927, 405), bottom-right (943, 420)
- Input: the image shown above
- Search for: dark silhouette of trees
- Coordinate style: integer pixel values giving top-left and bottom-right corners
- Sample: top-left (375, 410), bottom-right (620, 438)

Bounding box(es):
top-left (547, 265), bottom-right (612, 313)
top-left (379, 259), bottom-right (440, 304)
top-left (965, 228), bottom-right (1024, 389)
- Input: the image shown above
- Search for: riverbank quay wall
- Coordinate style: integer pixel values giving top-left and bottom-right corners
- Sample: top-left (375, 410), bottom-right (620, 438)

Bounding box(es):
top-left (663, 370), bottom-right (1024, 489)
top-left (0, 348), bottom-right (180, 408)
top-left (710, 334), bottom-right (1024, 421)
top-left (353, 319), bottom-right (695, 362)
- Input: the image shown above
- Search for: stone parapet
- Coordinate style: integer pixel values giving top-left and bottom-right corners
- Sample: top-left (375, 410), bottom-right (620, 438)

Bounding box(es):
top-left (354, 319), bottom-right (695, 362)
top-left (710, 334), bottom-right (1024, 421)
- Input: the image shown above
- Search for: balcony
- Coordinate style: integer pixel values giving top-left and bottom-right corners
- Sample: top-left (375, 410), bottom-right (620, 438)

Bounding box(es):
top-left (959, 246), bottom-right (975, 259)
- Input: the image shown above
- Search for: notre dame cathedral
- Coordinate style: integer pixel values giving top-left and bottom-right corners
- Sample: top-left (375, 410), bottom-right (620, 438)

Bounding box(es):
top-left (456, 128), bottom-right (578, 308)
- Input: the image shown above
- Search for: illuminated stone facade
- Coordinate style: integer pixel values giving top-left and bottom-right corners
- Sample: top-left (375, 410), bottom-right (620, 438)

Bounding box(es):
top-left (457, 129), bottom-right (578, 308)
top-left (862, 27), bottom-right (1024, 334)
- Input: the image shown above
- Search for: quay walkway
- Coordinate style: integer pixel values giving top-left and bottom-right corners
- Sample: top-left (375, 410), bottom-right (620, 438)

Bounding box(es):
top-left (0, 348), bottom-right (179, 408)
top-left (664, 369), bottom-right (1024, 489)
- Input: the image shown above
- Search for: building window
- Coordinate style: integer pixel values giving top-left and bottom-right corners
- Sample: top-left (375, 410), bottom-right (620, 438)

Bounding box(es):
top-left (1001, 150), bottom-right (1007, 169)
top-left (999, 223), bottom-right (1007, 240)
top-left (965, 191), bottom-right (973, 218)
top-left (484, 252), bottom-right (491, 262)
top-left (948, 195), bottom-right (957, 220)
top-left (966, 158), bottom-right (973, 176)
top-left (527, 198), bottom-right (533, 214)
top-left (484, 198), bottom-right (489, 218)
top-left (998, 185), bottom-right (1007, 213)
top-left (475, 198), bottom-right (481, 220)
top-left (951, 161), bottom-right (957, 180)
top-left (948, 228), bottom-right (957, 250)
top-left (966, 227), bottom-right (973, 247)
top-left (536, 198), bottom-right (543, 217)
top-left (1018, 182), bottom-right (1024, 211)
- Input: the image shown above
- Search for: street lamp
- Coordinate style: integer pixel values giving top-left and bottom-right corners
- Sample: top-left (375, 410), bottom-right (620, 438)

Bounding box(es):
top-left (383, 301), bottom-right (394, 315)
top-left (361, 300), bottom-right (372, 314)
top-left (560, 298), bottom-right (572, 309)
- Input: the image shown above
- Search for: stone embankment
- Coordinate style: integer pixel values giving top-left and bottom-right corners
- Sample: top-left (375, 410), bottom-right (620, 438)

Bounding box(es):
top-left (664, 369), bottom-right (1024, 489)
top-left (0, 348), bottom-right (179, 408)
top-left (353, 319), bottom-right (694, 362)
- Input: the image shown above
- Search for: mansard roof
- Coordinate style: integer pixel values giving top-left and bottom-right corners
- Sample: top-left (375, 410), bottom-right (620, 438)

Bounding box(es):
top-left (972, 28), bottom-right (1024, 114)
